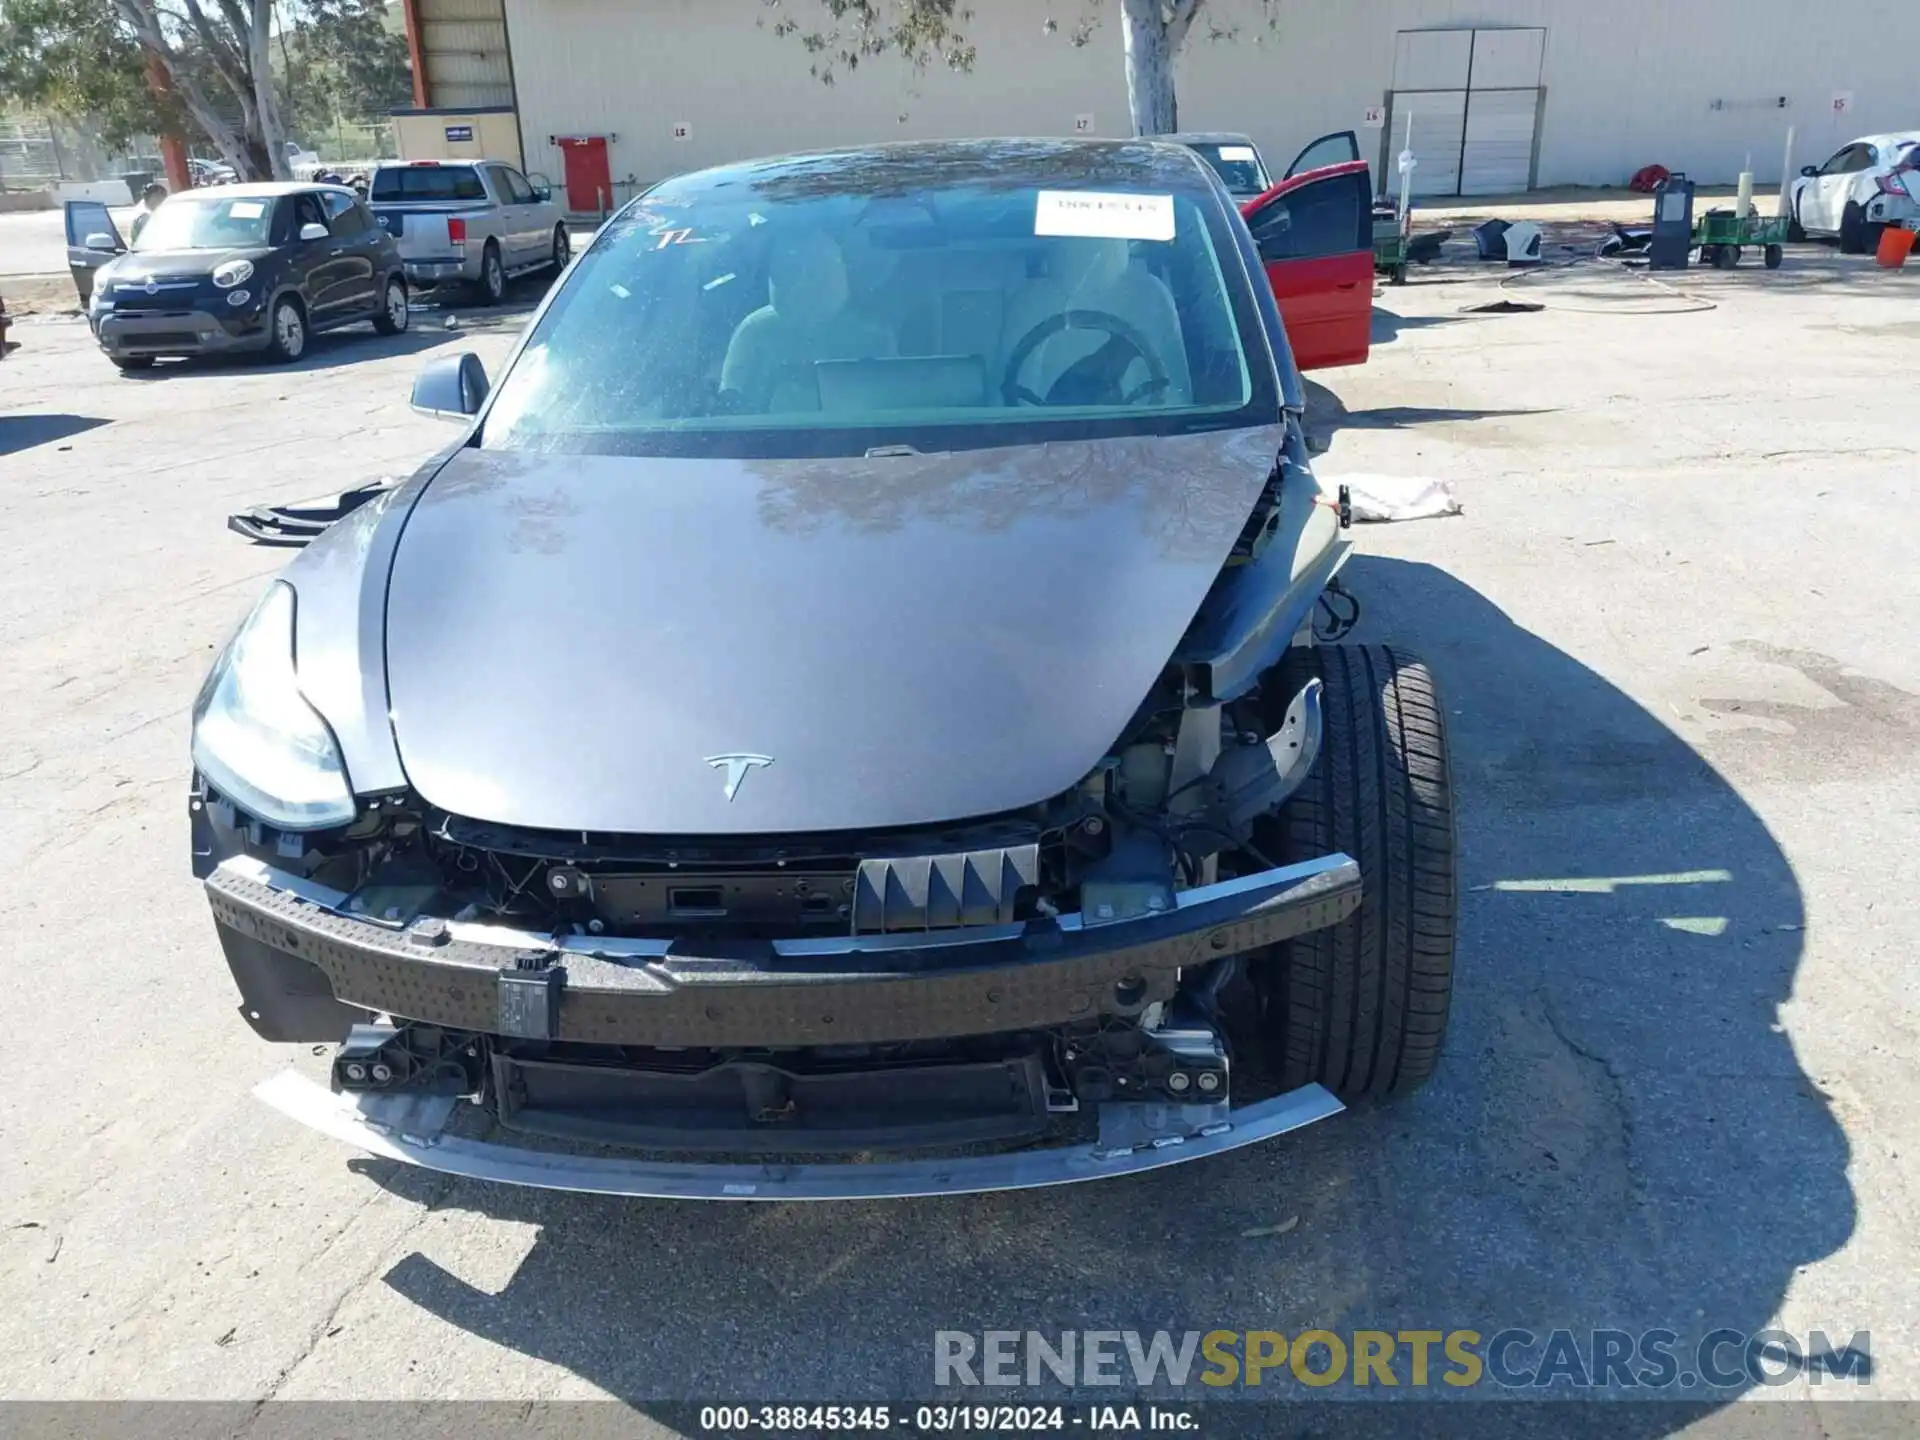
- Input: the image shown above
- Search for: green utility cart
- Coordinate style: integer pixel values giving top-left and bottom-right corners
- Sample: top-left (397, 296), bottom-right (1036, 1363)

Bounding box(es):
top-left (1693, 208), bottom-right (1789, 270)
top-left (1373, 209), bottom-right (1409, 284)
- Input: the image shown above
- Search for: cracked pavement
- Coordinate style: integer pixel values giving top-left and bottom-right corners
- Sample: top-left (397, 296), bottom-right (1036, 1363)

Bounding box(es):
top-left (1, 245), bottom-right (1917, 1427)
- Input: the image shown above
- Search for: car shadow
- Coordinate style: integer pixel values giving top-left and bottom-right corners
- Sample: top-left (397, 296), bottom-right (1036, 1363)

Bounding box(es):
top-left (1304, 376), bottom-right (1553, 444)
top-left (0, 413), bottom-right (109, 457)
top-left (334, 558), bottom-right (1850, 1427)
top-left (1369, 307), bottom-right (1473, 345)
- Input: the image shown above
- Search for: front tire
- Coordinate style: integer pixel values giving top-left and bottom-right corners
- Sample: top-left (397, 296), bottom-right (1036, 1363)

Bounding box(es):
top-left (551, 224), bottom-right (570, 271)
top-left (1248, 644), bottom-right (1458, 1099)
top-left (373, 276), bottom-right (409, 335)
top-left (265, 296), bottom-right (306, 363)
top-left (1787, 199), bottom-right (1806, 243)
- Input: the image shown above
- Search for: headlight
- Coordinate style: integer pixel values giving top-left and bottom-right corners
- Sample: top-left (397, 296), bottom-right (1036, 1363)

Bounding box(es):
top-left (212, 258), bottom-right (254, 289)
top-left (190, 582), bottom-right (356, 831)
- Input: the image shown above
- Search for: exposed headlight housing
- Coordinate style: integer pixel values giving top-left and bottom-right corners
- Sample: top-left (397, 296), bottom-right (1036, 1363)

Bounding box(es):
top-left (212, 258), bottom-right (254, 289)
top-left (190, 582), bottom-right (357, 831)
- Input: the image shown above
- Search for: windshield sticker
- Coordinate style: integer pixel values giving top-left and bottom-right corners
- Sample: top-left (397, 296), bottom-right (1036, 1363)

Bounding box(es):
top-left (650, 225), bottom-right (708, 249)
top-left (1034, 191), bottom-right (1175, 242)
top-left (1218, 145), bottom-right (1258, 162)
top-left (228, 200), bottom-right (266, 219)
top-left (703, 272), bottom-right (737, 291)
top-left (610, 283), bottom-right (631, 299)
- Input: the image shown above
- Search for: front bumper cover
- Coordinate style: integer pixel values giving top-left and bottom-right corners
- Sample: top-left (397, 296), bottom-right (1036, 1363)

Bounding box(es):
top-left (95, 305), bottom-right (270, 356)
top-left (207, 851), bottom-right (1361, 1048)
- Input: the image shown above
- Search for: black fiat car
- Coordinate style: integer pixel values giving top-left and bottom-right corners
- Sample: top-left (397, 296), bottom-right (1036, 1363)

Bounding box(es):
top-left (66, 182), bottom-right (409, 369)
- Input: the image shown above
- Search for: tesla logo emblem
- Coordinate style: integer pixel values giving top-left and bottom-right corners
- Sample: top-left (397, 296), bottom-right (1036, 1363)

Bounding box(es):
top-left (705, 753), bottom-right (772, 801)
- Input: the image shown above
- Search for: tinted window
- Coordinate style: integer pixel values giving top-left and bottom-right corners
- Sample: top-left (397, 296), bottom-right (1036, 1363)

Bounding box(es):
top-left (501, 168), bottom-right (538, 205)
top-left (1287, 132), bottom-right (1362, 177)
top-left (292, 194), bottom-right (330, 237)
top-left (1246, 171), bottom-right (1366, 261)
top-left (481, 175), bottom-right (1273, 459)
top-left (369, 165), bottom-right (488, 202)
top-left (322, 191), bottom-right (370, 236)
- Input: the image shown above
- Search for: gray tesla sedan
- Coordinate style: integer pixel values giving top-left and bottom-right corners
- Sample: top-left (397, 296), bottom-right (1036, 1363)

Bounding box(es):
top-left (191, 139), bottom-right (1457, 1199)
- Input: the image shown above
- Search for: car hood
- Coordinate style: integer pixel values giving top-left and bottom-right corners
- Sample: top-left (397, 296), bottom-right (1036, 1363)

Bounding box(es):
top-left (383, 427), bottom-right (1282, 835)
top-left (111, 247), bottom-right (267, 282)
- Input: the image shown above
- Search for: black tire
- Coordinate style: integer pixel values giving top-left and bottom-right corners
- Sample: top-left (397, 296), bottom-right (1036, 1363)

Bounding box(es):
top-left (1248, 644), bottom-right (1458, 1099)
top-left (109, 355), bottom-right (154, 371)
top-left (1764, 244), bottom-right (1784, 270)
top-left (474, 242), bottom-right (505, 305)
top-left (551, 224), bottom-right (570, 271)
top-left (1839, 202), bottom-right (1868, 254)
top-left (1786, 200), bottom-right (1806, 243)
top-left (1862, 221), bottom-right (1886, 256)
top-left (1712, 244), bottom-right (1741, 270)
top-left (372, 275), bottom-right (408, 335)
top-left (265, 295), bottom-right (306, 363)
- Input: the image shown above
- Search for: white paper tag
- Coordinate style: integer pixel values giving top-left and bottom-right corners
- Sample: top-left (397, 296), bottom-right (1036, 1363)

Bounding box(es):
top-left (1218, 145), bottom-right (1257, 162)
top-left (1034, 191), bottom-right (1175, 242)
top-left (228, 200), bottom-right (265, 219)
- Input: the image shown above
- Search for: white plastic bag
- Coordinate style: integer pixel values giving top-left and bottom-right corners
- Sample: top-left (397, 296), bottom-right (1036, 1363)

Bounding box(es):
top-left (1321, 473), bottom-right (1462, 523)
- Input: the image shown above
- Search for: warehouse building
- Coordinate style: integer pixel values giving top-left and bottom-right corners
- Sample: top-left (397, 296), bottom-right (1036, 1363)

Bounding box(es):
top-left (395, 0), bottom-right (1910, 214)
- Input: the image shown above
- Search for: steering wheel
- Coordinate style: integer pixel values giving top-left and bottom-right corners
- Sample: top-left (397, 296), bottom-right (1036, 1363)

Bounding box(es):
top-left (1000, 309), bottom-right (1171, 408)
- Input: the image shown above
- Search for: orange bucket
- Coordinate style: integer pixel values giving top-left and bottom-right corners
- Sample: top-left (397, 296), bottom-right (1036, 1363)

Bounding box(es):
top-left (1877, 224), bottom-right (1916, 268)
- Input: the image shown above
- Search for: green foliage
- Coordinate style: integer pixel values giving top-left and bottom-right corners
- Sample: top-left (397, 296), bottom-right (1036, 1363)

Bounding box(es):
top-left (0, 0), bottom-right (180, 148)
top-left (281, 0), bottom-right (413, 137)
top-left (760, 0), bottom-right (978, 85)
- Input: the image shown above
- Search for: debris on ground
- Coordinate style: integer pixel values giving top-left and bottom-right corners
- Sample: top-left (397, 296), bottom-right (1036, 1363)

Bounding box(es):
top-left (1321, 474), bottom-right (1463, 523)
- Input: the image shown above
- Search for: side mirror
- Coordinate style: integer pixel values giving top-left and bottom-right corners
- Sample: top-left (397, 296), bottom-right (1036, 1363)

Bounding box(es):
top-left (299, 221), bottom-right (329, 242)
top-left (411, 351), bottom-right (489, 421)
top-left (84, 232), bottom-right (124, 253)
top-left (532, 184), bottom-right (552, 203)
top-left (1800, 165), bottom-right (1818, 178)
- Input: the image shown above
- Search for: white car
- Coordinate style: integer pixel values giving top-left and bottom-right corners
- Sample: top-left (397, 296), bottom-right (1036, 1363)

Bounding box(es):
top-left (1789, 132), bottom-right (1920, 252)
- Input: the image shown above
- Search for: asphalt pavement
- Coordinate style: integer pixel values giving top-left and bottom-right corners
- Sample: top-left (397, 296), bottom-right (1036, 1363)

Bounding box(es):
top-left (1, 242), bottom-right (1916, 1431)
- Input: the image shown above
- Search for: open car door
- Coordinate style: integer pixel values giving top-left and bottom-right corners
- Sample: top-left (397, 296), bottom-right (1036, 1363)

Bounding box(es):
top-left (1284, 130), bottom-right (1362, 180)
top-left (64, 200), bottom-right (127, 307)
top-left (1240, 159), bottom-right (1373, 371)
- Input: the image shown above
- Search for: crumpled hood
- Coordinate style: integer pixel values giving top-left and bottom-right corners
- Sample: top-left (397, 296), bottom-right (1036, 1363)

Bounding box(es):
top-left (383, 427), bottom-right (1281, 835)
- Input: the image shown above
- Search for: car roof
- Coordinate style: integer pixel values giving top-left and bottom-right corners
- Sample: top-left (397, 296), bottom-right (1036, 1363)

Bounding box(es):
top-left (1851, 133), bottom-right (1920, 150)
top-left (660, 138), bottom-right (1220, 199)
top-left (168, 181), bottom-right (343, 200)
top-left (1164, 132), bottom-right (1261, 149)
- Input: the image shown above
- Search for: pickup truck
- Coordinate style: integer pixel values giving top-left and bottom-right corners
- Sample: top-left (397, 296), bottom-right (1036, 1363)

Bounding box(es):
top-left (366, 159), bottom-right (569, 304)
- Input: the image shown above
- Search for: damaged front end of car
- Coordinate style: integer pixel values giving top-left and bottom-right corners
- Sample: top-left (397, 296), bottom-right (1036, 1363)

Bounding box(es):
top-left (191, 528), bottom-right (1361, 1197)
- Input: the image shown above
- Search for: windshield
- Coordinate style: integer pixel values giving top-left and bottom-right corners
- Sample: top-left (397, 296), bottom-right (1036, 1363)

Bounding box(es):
top-left (1189, 143), bottom-right (1271, 195)
top-left (133, 194), bottom-right (275, 251)
top-left (482, 168), bottom-right (1270, 458)
top-left (370, 166), bottom-right (487, 202)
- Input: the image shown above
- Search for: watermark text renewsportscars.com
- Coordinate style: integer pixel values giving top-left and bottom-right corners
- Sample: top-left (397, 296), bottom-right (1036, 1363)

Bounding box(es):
top-left (933, 1329), bottom-right (1872, 1391)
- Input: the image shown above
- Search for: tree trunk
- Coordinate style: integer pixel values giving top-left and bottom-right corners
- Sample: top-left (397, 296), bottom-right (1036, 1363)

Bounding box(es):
top-left (249, 0), bottom-right (290, 179)
top-left (115, 0), bottom-right (255, 177)
top-left (1120, 0), bottom-right (1177, 137)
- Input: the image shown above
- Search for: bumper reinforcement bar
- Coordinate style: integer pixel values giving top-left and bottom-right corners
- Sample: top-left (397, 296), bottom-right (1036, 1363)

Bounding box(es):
top-left (208, 852), bottom-right (1361, 1047)
top-left (254, 1070), bottom-right (1345, 1200)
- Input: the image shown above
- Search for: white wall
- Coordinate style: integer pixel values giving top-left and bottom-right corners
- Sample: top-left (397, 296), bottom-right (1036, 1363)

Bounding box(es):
top-left (503, 0), bottom-right (1914, 195)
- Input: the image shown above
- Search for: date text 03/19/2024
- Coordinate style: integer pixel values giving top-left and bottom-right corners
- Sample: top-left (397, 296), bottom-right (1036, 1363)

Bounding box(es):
top-left (696, 1405), bottom-right (1198, 1433)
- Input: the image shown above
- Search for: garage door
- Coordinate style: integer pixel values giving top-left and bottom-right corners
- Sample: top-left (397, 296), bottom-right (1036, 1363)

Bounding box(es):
top-left (1385, 27), bottom-right (1545, 198)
